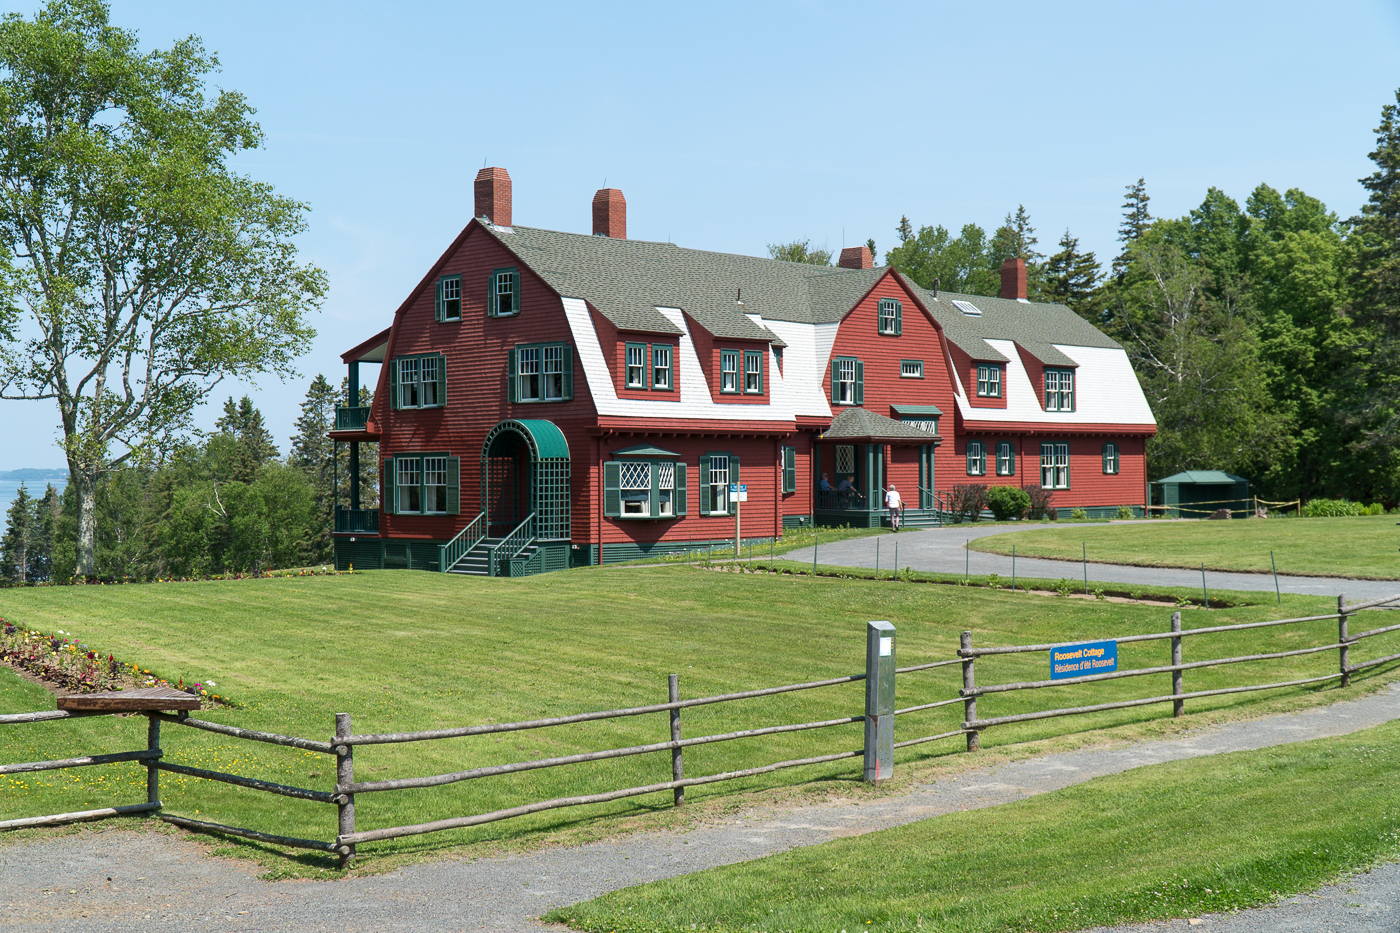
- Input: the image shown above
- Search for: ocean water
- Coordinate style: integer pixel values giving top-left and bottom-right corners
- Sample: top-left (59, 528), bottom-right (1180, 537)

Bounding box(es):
top-left (0, 478), bottom-right (66, 519)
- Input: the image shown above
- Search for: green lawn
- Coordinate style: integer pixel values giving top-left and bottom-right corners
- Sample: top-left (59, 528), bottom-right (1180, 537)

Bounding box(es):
top-left (1, 567), bottom-right (1396, 878)
top-left (549, 718), bottom-right (1400, 933)
top-left (973, 514), bottom-right (1400, 580)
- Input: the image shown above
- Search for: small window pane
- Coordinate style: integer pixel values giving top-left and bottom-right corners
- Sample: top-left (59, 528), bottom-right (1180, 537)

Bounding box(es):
top-left (442, 277), bottom-right (461, 319)
top-left (977, 364), bottom-right (1001, 398)
top-left (879, 298), bottom-right (898, 334)
top-left (496, 271), bottom-right (515, 315)
top-left (519, 347), bottom-right (541, 401)
top-left (657, 461), bottom-right (675, 515)
top-left (626, 345), bottom-right (645, 387)
top-left (835, 358), bottom-right (855, 404)
top-left (835, 445), bottom-right (855, 475)
top-left (420, 355), bottom-right (438, 406)
top-left (744, 350), bottom-right (762, 393)
top-left (400, 358), bottom-right (419, 408)
top-left (544, 345), bottom-right (564, 400)
top-left (423, 456), bottom-right (447, 512)
top-left (653, 346), bottom-right (672, 389)
top-left (397, 457), bottom-right (422, 513)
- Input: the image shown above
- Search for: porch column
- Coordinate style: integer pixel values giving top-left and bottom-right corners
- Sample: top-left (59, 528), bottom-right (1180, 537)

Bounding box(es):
top-left (863, 444), bottom-right (883, 507)
top-left (348, 361), bottom-right (360, 404)
top-left (349, 442), bottom-right (361, 510)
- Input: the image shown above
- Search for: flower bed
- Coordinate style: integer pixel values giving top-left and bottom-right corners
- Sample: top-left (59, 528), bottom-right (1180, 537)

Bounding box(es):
top-left (0, 618), bottom-right (230, 706)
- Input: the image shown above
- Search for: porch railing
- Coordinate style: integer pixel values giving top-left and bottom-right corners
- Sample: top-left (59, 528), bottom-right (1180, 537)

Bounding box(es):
top-left (439, 513), bottom-right (485, 573)
top-left (333, 507), bottom-right (380, 535)
top-left (816, 490), bottom-right (871, 511)
top-left (333, 405), bottom-right (370, 432)
top-left (490, 512), bottom-right (535, 577)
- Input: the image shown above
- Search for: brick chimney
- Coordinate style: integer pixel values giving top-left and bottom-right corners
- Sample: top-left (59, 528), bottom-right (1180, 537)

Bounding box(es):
top-left (1000, 257), bottom-right (1027, 300)
top-left (592, 188), bottom-right (626, 238)
top-left (474, 167), bottom-right (512, 226)
top-left (838, 246), bottom-right (873, 269)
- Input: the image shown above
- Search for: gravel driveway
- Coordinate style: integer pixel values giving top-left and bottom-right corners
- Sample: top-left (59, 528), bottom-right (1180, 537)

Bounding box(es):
top-left (784, 522), bottom-right (1400, 602)
top-left (5, 683), bottom-right (1400, 932)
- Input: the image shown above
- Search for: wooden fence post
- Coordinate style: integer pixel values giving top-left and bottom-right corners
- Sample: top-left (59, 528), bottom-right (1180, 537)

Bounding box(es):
top-left (1338, 594), bottom-right (1351, 688)
top-left (669, 673), bottom-right (684, 807)
top-left (1171, 611), bottom-right (1184, 718)
top-left (146, 713), bottom-right (162, 808)
top-left (961, 630), bottom-right (979, 751)
top-left (336, 712), bottom-right (355, 869)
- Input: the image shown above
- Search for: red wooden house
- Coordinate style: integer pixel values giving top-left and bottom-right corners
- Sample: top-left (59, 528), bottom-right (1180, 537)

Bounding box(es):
top-left (329, 168), bottom-right (1156, 574)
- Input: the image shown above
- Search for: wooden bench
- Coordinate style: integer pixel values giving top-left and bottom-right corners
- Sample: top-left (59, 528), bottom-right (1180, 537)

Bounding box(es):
top-left (57, 686), bottom-right (201, 712)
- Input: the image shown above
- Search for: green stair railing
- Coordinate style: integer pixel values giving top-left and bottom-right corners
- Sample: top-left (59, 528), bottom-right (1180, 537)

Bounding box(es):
top-left (439, 513), bottom-right (485, 573)
top-left (489, 513), bottom-right (535, 577)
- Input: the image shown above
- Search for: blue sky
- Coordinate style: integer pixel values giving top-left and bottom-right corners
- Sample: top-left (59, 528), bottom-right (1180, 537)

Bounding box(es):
top-left (6, 0), bottom-right (1400, 469)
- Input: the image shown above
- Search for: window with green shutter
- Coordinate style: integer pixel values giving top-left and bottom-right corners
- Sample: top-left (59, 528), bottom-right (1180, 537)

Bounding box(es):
top-left (390, 353), bottom-right (446, 410)
top-left (878, 298), bottom-right (902, 335)
top-left (966, 440), bottom-right (986, 476)
top-left (510, 343), bottom-right (573, 403)
top-left (720, 350), bottom-right (740, 394)
top-left (488, 266), bottom-right (520, 317)
top-left (782, 446), bottom-right (796, 494)
top-left (832, 356), bottom-right (862, 405)
top-left (603, 455), bottom-right (686, 519)
top-left (436, 275), bottom-right (461, 322)
top-left (996, 441), bottom-right (1015, 476)
top-left (701, 452), bottom-right (738, 515)
top-left (1102, 442), bottom-right (1119, 474)
top-left (387, 452), bottom-right (459, 515)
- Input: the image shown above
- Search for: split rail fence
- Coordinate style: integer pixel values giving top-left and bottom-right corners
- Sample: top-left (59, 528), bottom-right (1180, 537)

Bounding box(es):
top-left (4, 592), bottom-right (1399, 867)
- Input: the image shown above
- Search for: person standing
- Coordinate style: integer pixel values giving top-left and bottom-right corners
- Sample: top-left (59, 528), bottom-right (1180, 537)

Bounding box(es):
top-left (885, 484), bottom-right (903, 531)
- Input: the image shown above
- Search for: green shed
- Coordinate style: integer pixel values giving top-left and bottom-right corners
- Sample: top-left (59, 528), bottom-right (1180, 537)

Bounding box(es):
top-left (1154, 471), bottom-right (1252, 518)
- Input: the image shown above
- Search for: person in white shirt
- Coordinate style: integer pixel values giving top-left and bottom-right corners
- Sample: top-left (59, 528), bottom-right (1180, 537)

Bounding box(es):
top-left (885, 484), bottom-right (903, 531)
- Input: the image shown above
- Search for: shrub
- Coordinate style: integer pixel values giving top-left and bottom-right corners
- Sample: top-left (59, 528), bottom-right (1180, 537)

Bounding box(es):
top-left (1025, 484), bottom-right (1055, 520)
top-left (1116, 505), bottom-right (1136, 520)
top-left (987, 485), bottom-right (1032, 521)
top-left (1301, 498), bottom-right (1364, 518)
top-left (948, 483), bottom-right (989, 523)
top-left (1070, 507), bottom-right (1089, 520)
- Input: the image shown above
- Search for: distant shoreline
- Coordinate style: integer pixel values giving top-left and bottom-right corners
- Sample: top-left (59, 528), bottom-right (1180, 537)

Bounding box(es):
top-left (0, 469), bottom-right (68, 481)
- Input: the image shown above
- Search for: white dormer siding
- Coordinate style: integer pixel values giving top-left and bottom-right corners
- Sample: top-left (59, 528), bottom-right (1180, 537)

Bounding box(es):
top-left (953, 338), bottom-right (1156, 426)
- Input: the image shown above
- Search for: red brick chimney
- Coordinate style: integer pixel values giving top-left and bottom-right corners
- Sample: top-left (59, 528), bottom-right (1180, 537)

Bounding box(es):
top-left (592, 188), bottom-right (626, 238)
top-left (474, 167), bottom-right (512, 226)
top-left (1000, 257), bottom-right (1027, 299)
top-left (838, 246), bottom-right (873, 269)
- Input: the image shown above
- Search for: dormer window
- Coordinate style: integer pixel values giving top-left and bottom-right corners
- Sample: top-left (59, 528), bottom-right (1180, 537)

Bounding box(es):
top-left (878, 298), bottom-right (903, 335)
top-left (626, 343), bottom-right (647, 388)
top-left (744, 349), bottom-right (763, 394)
top-left (652, 345), bottom-right (672, 389)
top-left (488, 267), bottom-right (519, 317)
top-left (1045, 369), bottom-right (1075, 411)
top-left (976, 364), bottom-right (1002, 398)
top-left (720, 350), bottom-right (739, 393)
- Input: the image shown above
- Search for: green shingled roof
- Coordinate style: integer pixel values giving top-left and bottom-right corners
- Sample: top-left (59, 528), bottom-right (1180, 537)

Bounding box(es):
top-left (481, 223), bottom-right (1122, 361)
top-left (1154, 470), bottom-right (1250, 485)
top-left (820, 407), bottom-right (941, 443)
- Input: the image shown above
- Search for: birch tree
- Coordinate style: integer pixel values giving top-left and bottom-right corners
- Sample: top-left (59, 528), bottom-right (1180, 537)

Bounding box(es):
top-left (0, 1), bottom-right (325, 576)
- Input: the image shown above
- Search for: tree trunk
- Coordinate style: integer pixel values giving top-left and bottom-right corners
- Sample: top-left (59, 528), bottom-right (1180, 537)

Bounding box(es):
top-left (72, 467), bottom-right (97, 579)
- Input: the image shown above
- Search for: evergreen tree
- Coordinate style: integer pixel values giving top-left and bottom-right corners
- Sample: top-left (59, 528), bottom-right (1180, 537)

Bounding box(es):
top-left (0, 483), bottom-right (35, 583)
top-left (1114, 178), bottom-right (1153, 275)
top-left (865, 238), bottom-right (877, 263)
top-left (1336, 88), bottom-right (1400, 498)
top-left (30, 484), bottom-right (57, 583)
top-left (989, 205), bottom-right (1045, 298)
top-left (1044, 230), bottom-right (1104, 321)
top-left (292, 375), bottom-right (339, 563)
top-left (896, 215), bottom-right (913, 244)
top-left (216, 396), bottom-right (280, 484)
top-left (885, 221), bottom-right (998, 295)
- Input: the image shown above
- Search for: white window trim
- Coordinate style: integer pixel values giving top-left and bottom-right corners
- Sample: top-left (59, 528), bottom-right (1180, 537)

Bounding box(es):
top-left (1041, 442), bottom-right (1070, 489)
top-left (966, 441), bottom-right (985, 476)
top-left (900, 360), bottom-right (923, 378)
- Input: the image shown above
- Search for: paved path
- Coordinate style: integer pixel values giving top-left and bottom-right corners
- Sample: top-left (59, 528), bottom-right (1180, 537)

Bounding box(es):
top-left (5, 683), bottom-right (1400, 932)
top-left (784, 522), bottom-right (1400, 601)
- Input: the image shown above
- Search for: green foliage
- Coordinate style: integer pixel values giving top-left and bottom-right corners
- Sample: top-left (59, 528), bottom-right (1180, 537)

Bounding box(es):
top-left (1299, 498), bottom-right (1383, 517)
top-left (987, 485), bottom-right (1031, 521)
top-left (1045, 229), bottom-right (1104, 321)
top-left (885, 220), bottom-right (999, 295)
top-left (1054, 577), bottom-right (1073, 597)
top-left (0, 1), bottom-right (325, 575)
top-left (1070, 507), bottom-right (1089, 520)
top-left (1116, 505), bottom-right (1136, 520)
top-left (948, 483), bottom-right (988, 523)
top-left (0, 482), bottom-right (53, 583)
top-left (1024, 484), bottom-right (1055, 520)
top-left (766, 239), bottom-right (831, 265)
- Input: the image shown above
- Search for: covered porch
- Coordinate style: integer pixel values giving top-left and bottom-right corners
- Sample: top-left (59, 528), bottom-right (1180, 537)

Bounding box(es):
top-left (813, 408), bottom-right (942, 528)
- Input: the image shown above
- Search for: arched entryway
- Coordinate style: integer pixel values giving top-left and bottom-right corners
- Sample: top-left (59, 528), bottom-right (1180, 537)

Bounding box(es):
top-left (480, 420), bottom-right (571, 540)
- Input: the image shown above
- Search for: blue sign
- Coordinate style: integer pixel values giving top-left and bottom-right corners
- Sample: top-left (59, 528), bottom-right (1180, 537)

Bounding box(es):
top-left (1051, 640), bottom-right (1118, 680)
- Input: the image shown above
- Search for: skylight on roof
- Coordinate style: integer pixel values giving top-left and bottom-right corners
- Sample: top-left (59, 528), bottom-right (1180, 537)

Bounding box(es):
top-left (952, 300), bottom-right (982, 316)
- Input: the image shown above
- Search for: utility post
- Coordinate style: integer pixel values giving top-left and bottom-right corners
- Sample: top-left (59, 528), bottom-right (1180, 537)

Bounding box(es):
top-left (864, 620), bottom-right (896, 783)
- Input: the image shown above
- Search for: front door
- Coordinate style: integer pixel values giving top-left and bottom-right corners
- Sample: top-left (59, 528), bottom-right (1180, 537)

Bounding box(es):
top-left (485, 432), bottom-right (529, 536)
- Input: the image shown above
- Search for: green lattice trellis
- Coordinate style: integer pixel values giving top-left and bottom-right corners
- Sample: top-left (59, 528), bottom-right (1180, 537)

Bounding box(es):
top-left (480, 420), bottom-right (571, 542)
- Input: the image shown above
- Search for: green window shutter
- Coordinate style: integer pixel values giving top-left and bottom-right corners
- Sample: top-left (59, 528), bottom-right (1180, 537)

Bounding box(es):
top-left (434, 279), bottom-right (444, 323)
top-left (894, 300), bottom-right (903, 335)
top-left (562, 344), bottom-right (574, 400)
top-left (783, 446), bottom-right (796, 494)
top-left (854, 360), bottom-right (864, 405)
top-left (486, 272), bottom-right (497, 317)
top-left (698, 455), bottom-right (711, 514)
top-left (649, 460), bottom-right (660, 516)
top-left (507, 348), bottom-right (518, 403)
top-left (389, 358), bottom-right (400, 410)
top-left (446, 456), bottom-right (460, 514)
top-left (603, 461), bottom-right (621, 517)
top-left (830, 359), bottom-right (837, 404)
top-left (754, 351), bottom-right (763, 393)
top-left (1007, 443), bottom-right (1016, 475)
top-left (1102, 443), bottom-right (1109, 473)
top-left (729, 454), bottom-right (740, 515)
top-left (383, 458), bottom-right (396, 515)
top-left (511, 269), bottom-right (521, 314)
top-left (436, 352), bottom-right (447, 406)
top-left (674, 462), bottom-right (687, 515)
